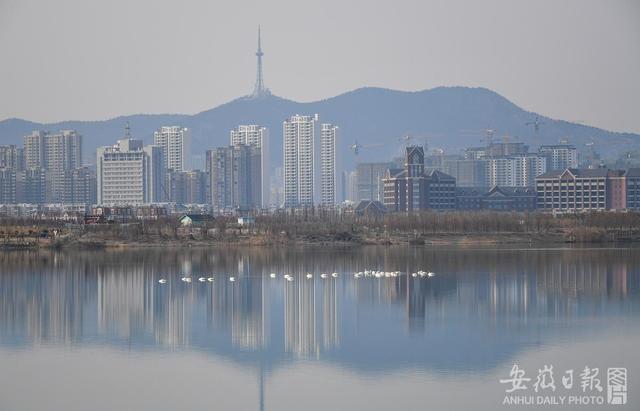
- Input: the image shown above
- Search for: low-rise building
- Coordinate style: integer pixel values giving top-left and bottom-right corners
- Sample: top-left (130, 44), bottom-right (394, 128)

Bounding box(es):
top-left (456, 186), bottom-right (536, 211)
top-left (354, 200), bottom-right (387, 217)
top-left (382, 146), bottom-right (456, 212)
top-left (536, 168), bottom-right (611, 212)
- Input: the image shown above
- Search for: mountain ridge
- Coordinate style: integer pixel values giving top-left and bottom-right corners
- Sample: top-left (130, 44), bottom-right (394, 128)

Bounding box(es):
top-left (1, 86), bottom-right (638, 169)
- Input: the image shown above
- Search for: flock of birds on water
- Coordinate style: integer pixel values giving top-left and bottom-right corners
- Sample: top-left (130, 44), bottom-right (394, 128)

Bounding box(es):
top-left (157, 269), bottom-right (435, 284)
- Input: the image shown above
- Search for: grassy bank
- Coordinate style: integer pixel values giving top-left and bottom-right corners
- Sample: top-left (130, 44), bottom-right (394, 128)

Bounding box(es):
top-left (2, 211), bottom-right (640, 249)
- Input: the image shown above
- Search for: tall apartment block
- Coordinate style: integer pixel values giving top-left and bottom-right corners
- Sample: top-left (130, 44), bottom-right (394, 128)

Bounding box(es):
top-left (538, 144), bottom-right (578, 171)
top-left (153, 126), bottom-right (191, 171)
top-left (442, 158), bottom-right (488, 187)
top-left (230, 125), bottom-right (269, 207)
top-left (96, 139), bottom-right (165, 205)
top-left (62, 167), bottom-right (97, 205)
top-left (283, 114), bottom-right (317, 208)
top-left (486, 154), bottom-right (547, 187)
top-left (0, 168), bottom-right (16, 204)
top-left (166, 170), bottom-right (208, 204)
top-left (206, 144), bottom-right (261, 210)
top-left (15, 168), bottom-right (49, 204)
top-left (355, 162), bottom-right (391, 202)
top-left (0, 145), bottom-right (24, 170)
top-left (320, 124), bottom-right (337, 206)
top-left (23, 130), bottom-right (82, 202)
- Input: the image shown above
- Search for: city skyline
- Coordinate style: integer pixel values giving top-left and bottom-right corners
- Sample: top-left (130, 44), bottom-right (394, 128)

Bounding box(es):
top-left (0, 0), bottom-right (638, 135)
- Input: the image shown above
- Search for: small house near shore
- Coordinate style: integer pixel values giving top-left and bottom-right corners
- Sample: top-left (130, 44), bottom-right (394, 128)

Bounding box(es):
top-left (179, 214), bottom-right (214, 227)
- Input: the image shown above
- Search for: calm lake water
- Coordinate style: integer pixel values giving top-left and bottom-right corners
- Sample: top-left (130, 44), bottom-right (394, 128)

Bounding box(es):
top-left (0, 246), bottom-right (638, 410)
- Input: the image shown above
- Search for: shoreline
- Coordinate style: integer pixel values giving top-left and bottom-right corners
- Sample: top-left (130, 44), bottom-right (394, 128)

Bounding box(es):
top-left (5, 232), bottom-right (635, 250)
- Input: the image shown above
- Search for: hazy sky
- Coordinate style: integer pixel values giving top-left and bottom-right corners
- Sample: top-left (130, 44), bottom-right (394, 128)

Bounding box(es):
top-left (1, 0), bottom-right (639, 133)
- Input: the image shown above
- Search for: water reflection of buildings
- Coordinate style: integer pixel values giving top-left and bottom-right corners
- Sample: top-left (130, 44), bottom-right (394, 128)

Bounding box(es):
top-left (0, 248), bottom-right (637, 357)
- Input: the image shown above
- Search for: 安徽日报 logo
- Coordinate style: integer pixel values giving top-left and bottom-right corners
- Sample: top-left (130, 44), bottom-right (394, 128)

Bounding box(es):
top-left (499, 364), bottom-right (627, 406)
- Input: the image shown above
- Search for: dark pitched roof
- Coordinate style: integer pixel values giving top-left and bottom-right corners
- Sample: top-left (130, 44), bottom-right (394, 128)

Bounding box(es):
top-left (455, 187), bottom-right (488, 196)
top-left (354, 200), bottom-right (387, 214)
top-left (426, 169), bottom-right (455, 181)
top-left (487, 186), bottom-right (536, 197)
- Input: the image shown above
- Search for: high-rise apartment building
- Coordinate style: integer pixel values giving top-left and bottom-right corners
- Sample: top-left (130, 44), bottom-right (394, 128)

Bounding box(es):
top-left (0, 168), bottom-right (16, 204)
top-left (206, 144), bottom-right (261, 210)
top-left (61, 167), bottom-right (97, 205)
top-left (320, 124), bottom-right (337, 206)
top-left (167, 170), bottom-right (208, 204)
top-left (487, 154), bottom-right (547, 187)
top-left (15, 168), bottom-right (49, 204)
top-left (23, 130), bottom-right (82, 202)
top-left (442, 158), bottom-right (488, 187)
top-left (24, 130), bottom-right (82, 171)
top-left (356, 162), bottom-right (392, 202)
top-left (96, 139), bottom-right (165, 205)
top-left (283, 114), bottom-right (317, 208)
top-left (0, 145), bottom-right (24, 171)
top-left (539, 144), bottom-right (578, 171)
top-left (230, 125), bottom-right (269, 207)
top-left (153, 126), bottom-right (191, 172)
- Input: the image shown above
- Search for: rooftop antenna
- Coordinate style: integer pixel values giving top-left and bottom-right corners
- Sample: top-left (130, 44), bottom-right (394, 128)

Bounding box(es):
top-left (125, 121), bottom-right (131, 138)
top-left (250, 25), bottom-right (269, 98)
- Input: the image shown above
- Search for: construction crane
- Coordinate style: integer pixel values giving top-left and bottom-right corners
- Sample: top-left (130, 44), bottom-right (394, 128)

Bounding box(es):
top-left (525, 115), bottom-right (545, 136)
top-left (398, 134), bottom-right (430, 148)
top-left (459, 126), bottom-right (496, 146)
top-left (350, 140), bottom-right (382, 156)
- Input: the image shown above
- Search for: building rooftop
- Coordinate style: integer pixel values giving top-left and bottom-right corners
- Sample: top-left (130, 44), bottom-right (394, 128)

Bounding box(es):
top-left (536, 168), bottom-right (611, 179)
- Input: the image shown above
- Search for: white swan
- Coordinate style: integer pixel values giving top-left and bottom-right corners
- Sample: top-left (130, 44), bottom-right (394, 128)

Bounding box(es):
top-left (158, 279), bottom-right (167, 284)
top-left (229, 277), bottom-right (236, 282)
top-left (270, 273), bottom-right (277, 278)
top-left (411, 273), bottom-right (417, 278)
top-left (198, 277), bottom-right (206, 282)
top-left (306, 273), bottom-right (313, 279)
top-left (331, 272), bottom-right (338, 278)
top-left (354, 272), bottom-right (362, 278)
top-left (181, 277), bottom-right (191, 283)
top-left (320, 273), bottom-right (328, 279)
top-left (427, 272), bottom-right (435, 278)
top-left (286, 276), bottom-right (294, 282)
top-left (207, 277), bottom-right (214, 282)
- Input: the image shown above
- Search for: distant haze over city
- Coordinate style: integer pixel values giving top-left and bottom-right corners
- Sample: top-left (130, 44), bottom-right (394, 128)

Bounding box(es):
top-left (0, 0), bottom-right (639, 134)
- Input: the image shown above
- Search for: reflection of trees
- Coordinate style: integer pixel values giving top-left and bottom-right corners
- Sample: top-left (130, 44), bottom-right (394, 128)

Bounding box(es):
top-left (0, 247), bottom-right (637, 351)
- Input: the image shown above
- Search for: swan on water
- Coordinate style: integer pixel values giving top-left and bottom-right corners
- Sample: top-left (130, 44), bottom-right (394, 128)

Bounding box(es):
top-left (158, 279), bottom-right (167, 284)
top-left (320, 273), bottom-right (328, 279)
top-left (207, 277), bottom-right (214, 282)
top-left (181, 277), bottom-right (192, 283)
top-left (306, 273), bottom-right (313, 279)
top-left (198, 277), bottom-right (206, 282)
top-left (270, 273), bottom-right (277, 278)
top-left (331, 272), bottom-right (338, 278)
top-left (229, 277), bottom-right (236, 282)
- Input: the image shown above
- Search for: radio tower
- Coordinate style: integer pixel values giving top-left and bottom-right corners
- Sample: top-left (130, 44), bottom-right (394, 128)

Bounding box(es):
top-left (251, 26), bottom-right (270, 98)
